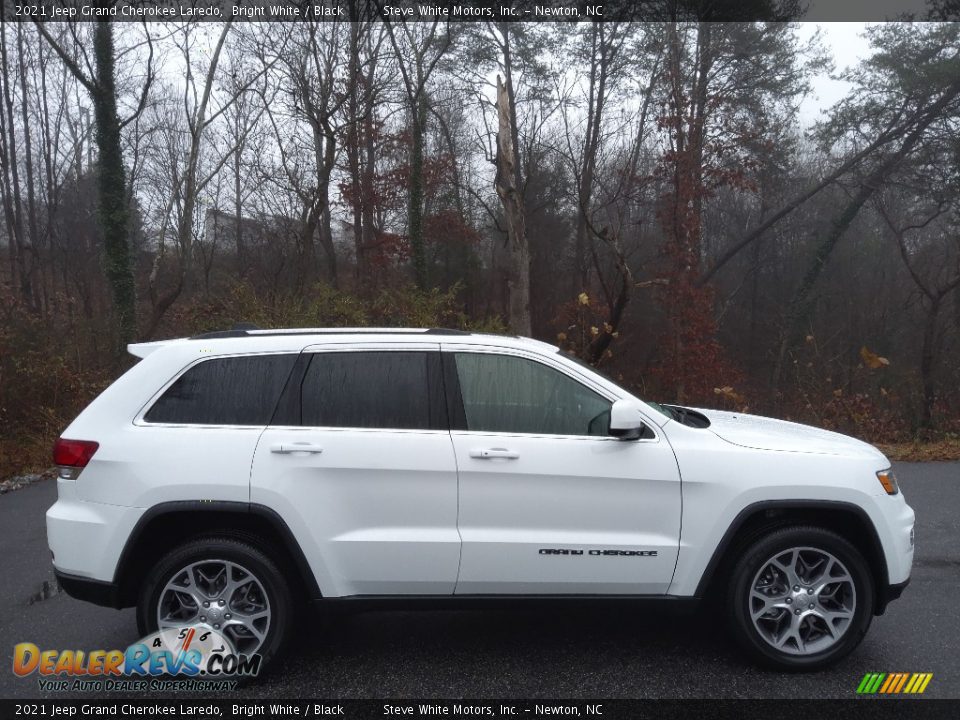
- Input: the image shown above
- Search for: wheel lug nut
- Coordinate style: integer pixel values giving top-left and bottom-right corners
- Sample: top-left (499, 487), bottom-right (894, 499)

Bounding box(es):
top-left (809, 603), bottom-right (814, 609)
top-left (203, 601), bottom-right (209, 608)
top-left (214, 623), bottom-right (220, 629)
top-left (786, 598), bottom-right (792, 604)
top-left (794, 609), bottom-right (801, 615)
top-left (225, 613), bottom-right (231, 619)
top-left (200, 616), bottom-right (206, 622)
top-left (793, 585), bottom-right (800, 591)
top-left (218, 599), bottom-right (225, 606)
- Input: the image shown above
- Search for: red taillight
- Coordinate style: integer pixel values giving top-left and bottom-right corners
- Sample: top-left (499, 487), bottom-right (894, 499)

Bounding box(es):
top-left (53, 439), bottom-right (99, 478)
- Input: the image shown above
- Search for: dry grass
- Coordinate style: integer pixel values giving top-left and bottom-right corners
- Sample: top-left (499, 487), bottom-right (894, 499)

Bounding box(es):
top-left (0, 438), bottom-right (52, 480)
top-left (877, 437), bottom-right (960, 462)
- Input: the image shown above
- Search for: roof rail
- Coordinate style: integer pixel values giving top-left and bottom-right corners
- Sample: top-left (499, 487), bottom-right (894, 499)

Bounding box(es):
top-left (189, 322), bottom-right (260, 340)
top-left (188, 326), bottom-right (475, 340)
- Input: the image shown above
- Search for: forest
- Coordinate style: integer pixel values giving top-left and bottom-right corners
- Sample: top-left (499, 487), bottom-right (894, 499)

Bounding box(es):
top-left (1, 17), bottom-right (959, 476)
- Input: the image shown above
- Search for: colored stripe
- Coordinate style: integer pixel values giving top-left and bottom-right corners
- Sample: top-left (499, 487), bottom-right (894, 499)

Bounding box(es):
top-left (911, 674), bottom-right (925, 694)
top-left (904, 674), bottom-right (919, 693)
top-left (856, 674), bottom-right (874, 694)
top-left (894, 673), bottom-right (910, 693)
top-left (883, 673), bottom-right (901, 693)
top-left (869, 673), bottom-right (887, 694)
top-left (917, 673), bottom-right (933, 694)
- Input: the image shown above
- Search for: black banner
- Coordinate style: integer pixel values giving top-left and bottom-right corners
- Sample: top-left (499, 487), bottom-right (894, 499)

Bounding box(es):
top-left (1, 0), bottom-right (956, 23)
top-left (2, 700), bottom-right (960, 720)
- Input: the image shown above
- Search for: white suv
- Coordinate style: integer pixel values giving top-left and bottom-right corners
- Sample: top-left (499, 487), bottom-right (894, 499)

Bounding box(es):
top-left (47, 327), bottom-right (914, 670)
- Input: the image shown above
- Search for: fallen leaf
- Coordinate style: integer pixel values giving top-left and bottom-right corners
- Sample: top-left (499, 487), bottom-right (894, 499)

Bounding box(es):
top-left (860, 346), bottom-right (890, 369)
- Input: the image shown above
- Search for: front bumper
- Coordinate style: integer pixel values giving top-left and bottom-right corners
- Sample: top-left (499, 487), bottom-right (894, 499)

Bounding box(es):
top-left (875, 577), bottom-right (910, 616)
top-left (869, 490), bottom-right (915, 586)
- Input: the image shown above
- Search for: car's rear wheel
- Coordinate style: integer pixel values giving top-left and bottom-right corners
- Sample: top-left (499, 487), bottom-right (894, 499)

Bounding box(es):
top-left (137, 536), bottom-right (293, 674)
top-left (728, 526), bottom-right (874, 670)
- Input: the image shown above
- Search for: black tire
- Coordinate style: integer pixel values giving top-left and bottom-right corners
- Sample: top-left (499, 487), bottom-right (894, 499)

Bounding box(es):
top-left (727, 526), bottom-right (874, 671)
top-left (137, 536), bottom-right (294, 675)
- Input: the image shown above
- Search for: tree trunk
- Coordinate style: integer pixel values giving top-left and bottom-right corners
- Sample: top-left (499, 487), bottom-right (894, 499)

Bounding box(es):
top-left (408, 91), bottom-right (428, 289)
top-left (361, 99), bottom-right (377, 279)
top-left (0, 23), bottom-right (32, 309)
top-left (233, 122), bottom-right (244, 279)
top-left (16, 23), bottom-right (41, 312)
top-left (347, 24), bottom-right (365, 283)
top-left (494, 74), bottom-right (531, 336)
top-left (318, 129), bottom-right (338, 288)
top-left (318, 203), bottom-right (338, 289)
top-left (574, 26), bottom-right (598, 293)
top-left (689, 22), bottom-right (712, 267)
top-left (300, 201), bottom-right (320, 292)
top-left (919, 298), bottom-right (940, 430)
top-left (92, 23), bottom-right (136, 349)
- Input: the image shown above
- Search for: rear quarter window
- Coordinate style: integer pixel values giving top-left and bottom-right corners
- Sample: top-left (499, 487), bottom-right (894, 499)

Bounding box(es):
top-left (143, 354), bottom-right (297, 425)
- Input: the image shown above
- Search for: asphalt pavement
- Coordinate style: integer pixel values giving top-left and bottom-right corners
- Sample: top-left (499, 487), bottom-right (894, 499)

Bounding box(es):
top-left (1, 462), bottom-right (957, 699)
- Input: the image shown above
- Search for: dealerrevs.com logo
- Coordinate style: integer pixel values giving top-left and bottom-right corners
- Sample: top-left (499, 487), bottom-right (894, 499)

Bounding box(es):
top-left (13, 627), bottom-right (261, 692)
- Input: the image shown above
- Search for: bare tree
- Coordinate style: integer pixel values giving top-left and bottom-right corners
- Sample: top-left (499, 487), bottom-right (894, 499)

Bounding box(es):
top-left (34, 21), bottom-right (154, 350)
top-left (145, 22), bottom-right (279, 336)
top-left (877, 187), bottom-right (960, 430)
top-left (383, 20), bottom-right (454, 290)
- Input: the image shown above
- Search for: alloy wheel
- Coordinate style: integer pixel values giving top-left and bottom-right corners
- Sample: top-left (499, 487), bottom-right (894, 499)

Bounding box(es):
top-left (157, 559), bottom-right (271, 655)
top-left (749, 546), bottom-right (856, 655)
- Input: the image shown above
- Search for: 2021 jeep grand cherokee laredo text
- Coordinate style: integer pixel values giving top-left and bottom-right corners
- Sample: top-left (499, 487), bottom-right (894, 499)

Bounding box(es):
top-left (47, 327), bottom-right (914, 671)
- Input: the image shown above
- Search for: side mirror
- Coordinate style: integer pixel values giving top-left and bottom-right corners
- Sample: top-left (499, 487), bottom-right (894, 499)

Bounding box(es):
top-left (609, 399), bottom-right (647, 441)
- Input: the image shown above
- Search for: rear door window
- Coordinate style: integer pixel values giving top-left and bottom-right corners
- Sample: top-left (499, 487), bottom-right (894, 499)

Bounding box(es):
top-left (144, 354), bottom-right (297, 425)
top-left (299, 351), bottom-right (444, 430)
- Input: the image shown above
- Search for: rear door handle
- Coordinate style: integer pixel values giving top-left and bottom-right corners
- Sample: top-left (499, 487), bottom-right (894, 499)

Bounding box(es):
top-left (270, 442), bottom-right (324, 454)
top-left (469, 448), bottom-right (519, 460)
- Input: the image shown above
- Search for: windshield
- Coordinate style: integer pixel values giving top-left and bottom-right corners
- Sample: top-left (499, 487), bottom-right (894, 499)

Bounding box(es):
top-left (643, 400), bottom-right (673, 419)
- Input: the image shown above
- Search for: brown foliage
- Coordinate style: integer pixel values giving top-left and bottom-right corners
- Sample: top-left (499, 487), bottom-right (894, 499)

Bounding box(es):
top-left (0, 293), bottom-right (111, 476)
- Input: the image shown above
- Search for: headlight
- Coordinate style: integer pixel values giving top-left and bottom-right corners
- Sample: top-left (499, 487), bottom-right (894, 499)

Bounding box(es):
top-left (876, 469), bottom-right (899, 495)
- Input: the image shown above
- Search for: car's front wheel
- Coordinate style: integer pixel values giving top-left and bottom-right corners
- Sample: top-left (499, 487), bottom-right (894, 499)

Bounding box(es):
top-left (137, 536), bottom-right (294, 673)
top-left (728, 526), bottom-right (874, 670)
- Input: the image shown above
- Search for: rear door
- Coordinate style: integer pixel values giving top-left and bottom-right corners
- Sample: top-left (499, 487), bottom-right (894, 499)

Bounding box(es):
top-left (445, 346), bottom-right (682, 595)
top-left (250, 343), bottom-right (460, 597)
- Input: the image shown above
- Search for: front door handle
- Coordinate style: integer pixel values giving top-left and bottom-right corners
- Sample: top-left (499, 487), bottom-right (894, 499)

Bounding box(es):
top-left (270, 442), bottom-right (324, 455)
top-left (469, 448), bottom-right (519, 460)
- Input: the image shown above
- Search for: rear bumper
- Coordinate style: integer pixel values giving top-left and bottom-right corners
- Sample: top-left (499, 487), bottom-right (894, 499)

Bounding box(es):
top-left (46, 478), bottom-right (143, 582)
top-left (876, 577), bottom-right (910, 616)
top-left (55, 568), bottom-right (122, 609)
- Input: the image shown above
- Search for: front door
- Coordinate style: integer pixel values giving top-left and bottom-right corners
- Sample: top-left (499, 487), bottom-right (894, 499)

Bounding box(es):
top-left (446, 347), bottom-right (681, 595)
